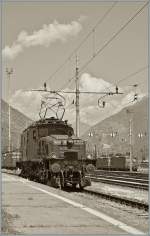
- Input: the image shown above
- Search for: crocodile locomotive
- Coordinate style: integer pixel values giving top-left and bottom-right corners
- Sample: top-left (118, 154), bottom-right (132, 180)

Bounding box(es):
top-left (19, 117), bottom-right (92, 189)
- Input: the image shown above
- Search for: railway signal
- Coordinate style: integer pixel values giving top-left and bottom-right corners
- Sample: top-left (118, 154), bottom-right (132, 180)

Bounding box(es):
top-left (138, 133), bottom-right (143, 138)
top-left (98, 100), bottom-right (106, 108)
top-left (44, 82), bottom-right (47, 91)
top-left (129, 84), bottom-right (139, 102)
top-left (110, 132), bottom-right (118, 138)
top-left (116, 86), bottom-right (118, 94)
top-left (134, 93), bottom-right (138, 101)
top-left (138, 132), bottom-right (147, 138)
top-left (88, 132), bottom-right (94, 137)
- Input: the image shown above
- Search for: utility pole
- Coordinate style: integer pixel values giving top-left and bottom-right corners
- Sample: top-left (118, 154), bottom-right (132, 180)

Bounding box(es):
top-left (6, 68), bottom-right (13, 153)
top-left (94, 144), bottom-right (97, 159)
top-left (75, 55), bottom-right (80, 138)
top-left (126, 109), bottom-right (133, 172)
top-left (129, 118), bottom-right (133, 172)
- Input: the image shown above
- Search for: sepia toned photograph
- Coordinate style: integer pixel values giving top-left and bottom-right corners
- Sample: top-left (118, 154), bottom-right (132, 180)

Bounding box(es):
top-left (1, 0), bottom-right (149, 235)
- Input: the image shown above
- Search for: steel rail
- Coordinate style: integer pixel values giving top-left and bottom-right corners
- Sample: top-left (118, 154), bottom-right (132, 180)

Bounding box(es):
top-left (86, 171), bottom-right (149, 190)
top-left (83, 189), bottom-right (148, 211)
top-left (94, 170), bottom-right (149, 179)
top-left (89, 176), bottom-right (149, 190)
top-left (88, 174), bottom-right (148, 183)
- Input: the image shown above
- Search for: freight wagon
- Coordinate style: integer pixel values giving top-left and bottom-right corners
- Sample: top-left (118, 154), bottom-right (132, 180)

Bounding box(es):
top-left (96, 156), bottom-right (137, 171)
top-left (2, 151), bottom-right (21, 170)
top-left (96, 157), bottom-right (109, 170)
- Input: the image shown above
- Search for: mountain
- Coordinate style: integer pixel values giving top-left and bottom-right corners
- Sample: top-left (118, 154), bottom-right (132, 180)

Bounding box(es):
top-left (82, 97), bottom-right (148, 162)
top-left (71, 122), bottom-right (91, 136)
top-left (1, 99), bottom-right (33, 153)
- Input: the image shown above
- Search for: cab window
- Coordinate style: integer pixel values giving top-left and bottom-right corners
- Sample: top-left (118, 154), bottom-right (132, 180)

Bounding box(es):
top-left (45, 144), bottom-right (48, 155)
top-left (33, 130), bottom-right (36, 140)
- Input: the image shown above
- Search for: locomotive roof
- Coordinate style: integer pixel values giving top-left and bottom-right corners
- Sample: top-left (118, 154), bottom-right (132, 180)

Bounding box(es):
top-left (23, 117), bottom-right (72, 132)
top-left (40, 135), bottom-right (83, 141)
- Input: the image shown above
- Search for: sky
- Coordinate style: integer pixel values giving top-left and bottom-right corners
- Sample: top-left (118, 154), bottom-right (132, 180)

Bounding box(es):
top-left (2, 1), bottom-right (148, 126)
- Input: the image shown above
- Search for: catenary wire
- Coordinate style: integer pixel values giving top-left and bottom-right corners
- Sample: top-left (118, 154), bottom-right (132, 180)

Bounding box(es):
top-left (60, 2), bottom-right (148, 90)
top-left (45, 2), bottom-right (117, 85)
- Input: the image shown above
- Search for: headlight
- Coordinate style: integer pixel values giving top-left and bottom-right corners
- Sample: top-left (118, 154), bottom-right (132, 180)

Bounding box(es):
top-left (51, 163), bottom-right (60, 173)
top-left (50, 152), bottom-right (57, 159)
top-left (54, 140), bottom-right (61, 145)
top-left (51, 154), bottom-right (57, 159)
top-left (86, 164), bottom-right (95, 173)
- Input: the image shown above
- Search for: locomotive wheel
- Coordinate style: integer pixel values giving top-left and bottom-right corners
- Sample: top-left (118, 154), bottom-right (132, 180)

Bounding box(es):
top-left (79, 180), bottom-right (84, 190)
top-left (72, 183), bottom-right (77, 189)
top-left (47, 179), bottom-right (52, 186)
top-left (79, 171), bottom-right (84, 190)
top-left (63, 182), bottom-right (67, 189)
top-left (49, 175), bottom-right (60, 188)
top-left (60, 171), bottom-right (64, 189)
top-left (79, 183), bottom-right (84, 190)
top-left (84, 177), bottom-right (91, 186)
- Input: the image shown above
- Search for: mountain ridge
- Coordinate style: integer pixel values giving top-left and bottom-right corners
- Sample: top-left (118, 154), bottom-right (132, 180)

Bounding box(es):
top-left (1, 99), bottom-right (33, 152)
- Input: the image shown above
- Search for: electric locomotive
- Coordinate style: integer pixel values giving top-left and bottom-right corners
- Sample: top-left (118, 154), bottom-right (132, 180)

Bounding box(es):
top-left (19, 117), bottom-right (92, 189)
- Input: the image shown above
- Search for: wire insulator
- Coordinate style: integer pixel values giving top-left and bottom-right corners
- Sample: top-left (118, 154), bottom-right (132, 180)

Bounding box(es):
top-left (134, 93), bottom-right (138, 101)
top-left (44, 82), bottom-right (47, 91)
top-left (102, 101), bottom-right (106, 108)
top-left (116, 86), bottom-right (118, 94)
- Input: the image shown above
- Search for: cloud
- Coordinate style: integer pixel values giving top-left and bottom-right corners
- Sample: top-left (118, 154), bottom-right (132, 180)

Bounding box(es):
top-left (10, 73), bottom-right (146, 127)
top-left (80, 73), bottom-right (115, 92)
top-left (3, 19), bottom-right (82, 60)
top-left (3, 44), bottom-right (23, 60)
top-left (10, 90), bottom-right (43, 120)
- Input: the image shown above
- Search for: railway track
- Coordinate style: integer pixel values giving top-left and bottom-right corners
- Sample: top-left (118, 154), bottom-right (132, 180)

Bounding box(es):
top-left (86, 171), bottom-right (149, 190)
top-left (83, 188), bottom-right (148, 211)
top-left (94, 170), bottom-right (148, 179)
